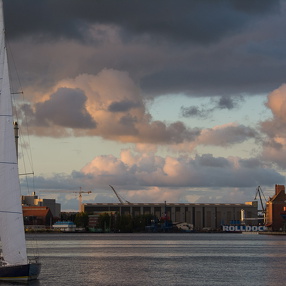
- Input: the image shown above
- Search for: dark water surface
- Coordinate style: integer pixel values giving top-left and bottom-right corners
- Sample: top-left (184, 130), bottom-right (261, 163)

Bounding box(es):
top-left (3, 232), bottom-right (286, 286)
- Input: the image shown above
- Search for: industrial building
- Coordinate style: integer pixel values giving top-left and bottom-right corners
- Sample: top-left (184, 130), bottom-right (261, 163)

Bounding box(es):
top-left (21, 193), bottom-right (61, 229)
top-left (83, 201), bottom-right (258, 230)
top-left (265, 184), bottom-right (286, 231)
top-left (22, 192), bottom-right (61, 218)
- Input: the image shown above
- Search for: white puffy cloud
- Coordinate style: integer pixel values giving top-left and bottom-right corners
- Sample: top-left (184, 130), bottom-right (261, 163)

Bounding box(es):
top-left (81, 150), bottom-right (282, 188)
top-left (260, 84), bottom-right (286, 168)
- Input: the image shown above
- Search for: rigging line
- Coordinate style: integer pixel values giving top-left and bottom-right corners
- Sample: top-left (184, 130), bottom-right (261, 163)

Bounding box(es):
top-left (6, 36), bottom-right (35, 193)
top-left (18, 92), bottom-right (35, 174)
top-left (32, 173), bottom-right (36, 194)
top-left (20, 123), bottom-right (35, 173)
top-left (21, 140), bottom-right (31, 194)
top-left (6, 38), bottom-right (24, 104)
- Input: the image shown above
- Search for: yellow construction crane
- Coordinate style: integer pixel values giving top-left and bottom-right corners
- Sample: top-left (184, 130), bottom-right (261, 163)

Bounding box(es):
top-left (37, 188), bottom-right (91, 212)
top-left (75, 187), bottom-right (91, 212)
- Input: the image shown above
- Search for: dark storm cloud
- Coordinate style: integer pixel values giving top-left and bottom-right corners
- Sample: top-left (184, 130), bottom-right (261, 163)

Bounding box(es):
top-left (218, 96), bottom-right (235, 109)
top-left (195, 154), bottom-right (231, 168)
top-left (215, 95), bottom-right (244, 110)
top-left (141, 62), bottom-right (285, 97)
top-left (3, 0), bottom-right (285, 100)
top-left (25, 87), bottom-right (96, 129)
top-left (181, 106), bottom-right (208, 118)
top-left (108, 100), bottom-right (141, 112)
top-left (4, 0), bottom-right (279, 43)
top-left (181, 96), bottom-right (243, 118)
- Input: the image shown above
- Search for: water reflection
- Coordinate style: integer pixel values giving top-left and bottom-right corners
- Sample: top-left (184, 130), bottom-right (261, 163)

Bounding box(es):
top-left (18, 233), bottom-right (286, 285)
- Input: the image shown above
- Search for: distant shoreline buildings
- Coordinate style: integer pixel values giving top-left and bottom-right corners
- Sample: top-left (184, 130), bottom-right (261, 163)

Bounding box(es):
top-left (83, 201), bottom-right (258, 231)
top-left (20, 185), bottom-right (286, 232)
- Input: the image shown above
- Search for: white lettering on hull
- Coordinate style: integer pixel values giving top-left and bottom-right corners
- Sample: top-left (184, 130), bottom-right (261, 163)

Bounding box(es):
top-left (222, 225), bottom-right (266, 232)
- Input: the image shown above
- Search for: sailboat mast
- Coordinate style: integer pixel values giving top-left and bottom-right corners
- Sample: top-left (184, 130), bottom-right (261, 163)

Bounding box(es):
top-left (14, 121), bottom-right (19, 158)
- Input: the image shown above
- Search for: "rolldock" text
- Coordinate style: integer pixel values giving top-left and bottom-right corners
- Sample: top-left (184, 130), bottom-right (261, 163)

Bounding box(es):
top-left (222, 225), bottom-right (266, 232)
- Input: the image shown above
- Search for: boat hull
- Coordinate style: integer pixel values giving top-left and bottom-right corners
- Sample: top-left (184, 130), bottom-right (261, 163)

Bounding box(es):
top-left (0, 262), bottom-right (41, 282)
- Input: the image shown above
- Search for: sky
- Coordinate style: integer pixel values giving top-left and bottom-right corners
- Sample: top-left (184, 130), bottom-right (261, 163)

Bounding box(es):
top-left (3, 0), bottom-right (286, 211)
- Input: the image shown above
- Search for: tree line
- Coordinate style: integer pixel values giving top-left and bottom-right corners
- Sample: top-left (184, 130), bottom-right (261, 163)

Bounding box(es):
top-left (61, 212), bottom-right (156, 232)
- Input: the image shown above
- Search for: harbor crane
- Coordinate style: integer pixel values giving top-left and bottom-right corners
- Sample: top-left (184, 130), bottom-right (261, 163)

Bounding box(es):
top-left (109, 185), bottom-right (131, 204)
top-left (254, 186), bottom-right (267, 225)
top-left (241, 186), bottom-right (268, 225)
top-left (254, 186), bottom-right (267, 214)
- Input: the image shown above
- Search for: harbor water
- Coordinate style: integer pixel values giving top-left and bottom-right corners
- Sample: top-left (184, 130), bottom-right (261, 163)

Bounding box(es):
top-left (3, 232), bottom-right (286, 286)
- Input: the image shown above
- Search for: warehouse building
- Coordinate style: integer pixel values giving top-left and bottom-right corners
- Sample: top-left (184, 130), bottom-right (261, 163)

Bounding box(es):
top-left (83, 201), bottom-right (258, 230)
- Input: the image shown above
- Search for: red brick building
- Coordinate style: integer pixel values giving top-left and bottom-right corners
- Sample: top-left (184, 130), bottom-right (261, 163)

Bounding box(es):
top-left (265, 185), bottom-right (286, 231)
top-left (23, 206), bottom-right (53, 228)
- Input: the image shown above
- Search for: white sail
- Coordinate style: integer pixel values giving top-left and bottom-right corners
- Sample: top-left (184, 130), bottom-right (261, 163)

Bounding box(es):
top-left (0, 0), bottom-right (28, 265)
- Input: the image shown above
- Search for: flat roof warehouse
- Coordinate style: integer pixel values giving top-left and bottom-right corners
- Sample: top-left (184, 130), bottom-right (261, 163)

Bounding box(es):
top-left (83, 202), bottom-right (258, 231)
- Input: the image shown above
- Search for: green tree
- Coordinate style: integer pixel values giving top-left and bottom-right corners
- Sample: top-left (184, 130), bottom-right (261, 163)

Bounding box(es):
top-left (133, 214), bottom-right (154, 231)
top-left (97, 213), bottom-right (112, 232)
top-left (116, 214), bottom-right (133, 232)
top-left (74, 212), bottom-right (89, 228)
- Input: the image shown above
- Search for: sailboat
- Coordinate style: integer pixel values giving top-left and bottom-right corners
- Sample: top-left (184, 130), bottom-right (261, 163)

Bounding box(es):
top-left (0, 0), bottom-right (41, 282)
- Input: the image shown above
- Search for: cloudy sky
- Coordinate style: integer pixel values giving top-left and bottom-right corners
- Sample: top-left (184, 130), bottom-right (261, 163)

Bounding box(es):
top-left (3, 0), bottom-right (286, 210)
